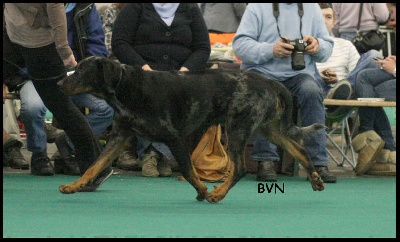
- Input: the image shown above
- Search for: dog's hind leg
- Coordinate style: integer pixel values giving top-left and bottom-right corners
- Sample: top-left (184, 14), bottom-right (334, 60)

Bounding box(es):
top-left (206, 128), bottom-right (249, 203)
top-left (59, 134), bottom-right (131, 194)
top-left (265, 129), bottom-right (325, 191)
top-left (167, 140), bottom-right (209, 201)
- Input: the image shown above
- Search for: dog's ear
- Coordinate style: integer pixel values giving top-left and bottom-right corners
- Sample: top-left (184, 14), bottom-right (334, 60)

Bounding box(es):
top-left (96, 57), bottom-right (120, 94)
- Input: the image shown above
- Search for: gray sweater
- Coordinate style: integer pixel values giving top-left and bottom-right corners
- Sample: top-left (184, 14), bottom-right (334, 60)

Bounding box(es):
top-left (198, 3), bottom-right (247, 33)
top-left (332, 3), bottom-right (390, 33)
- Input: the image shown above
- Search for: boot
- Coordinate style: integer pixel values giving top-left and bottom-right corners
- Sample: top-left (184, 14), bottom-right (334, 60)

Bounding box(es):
top-left (3, 132), bottom-right (29, 170)
top-left (352, 130), bottom-right (385, 175)
top-left (31, 151), bottom-right (54, 176)
top-left (157, 158), bottom-right (172, 177)
top-left (366, 150), bottom-right (396, 176)
top-left (140, 150), bottom-right (160, 177)
top-left (44, 122), bottom-right (64, 143)
top-left (116, 150), bottom-right (139, 171)
top-left (256, 160), bottom-right (277, 182)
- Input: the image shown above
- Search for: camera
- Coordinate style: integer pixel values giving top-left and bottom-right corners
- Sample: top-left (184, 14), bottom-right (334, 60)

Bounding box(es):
top-left (284, 38), bottom-right (307, 70)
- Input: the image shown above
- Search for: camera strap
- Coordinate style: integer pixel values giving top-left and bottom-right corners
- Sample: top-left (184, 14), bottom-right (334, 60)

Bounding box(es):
top-left (272, 3), bottom-right (304, 40)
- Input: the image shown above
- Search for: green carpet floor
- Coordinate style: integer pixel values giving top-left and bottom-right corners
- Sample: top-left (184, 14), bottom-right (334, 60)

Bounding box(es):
top-left (3, 173), bottom-right (396, 238)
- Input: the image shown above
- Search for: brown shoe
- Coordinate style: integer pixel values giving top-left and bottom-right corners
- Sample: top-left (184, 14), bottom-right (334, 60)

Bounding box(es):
top-left (256, 161), bottom-right (277, 182)
top-left (140, 151), bottom-right (159, 177)
top-left (157, 158), bottom-right (172, 177)
top-left (352, 130), bottom-right (385, 175)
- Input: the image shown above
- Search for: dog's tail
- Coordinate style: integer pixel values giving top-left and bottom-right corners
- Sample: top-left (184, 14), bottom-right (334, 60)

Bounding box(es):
top-left (278, 87), bottom-right (325, 142)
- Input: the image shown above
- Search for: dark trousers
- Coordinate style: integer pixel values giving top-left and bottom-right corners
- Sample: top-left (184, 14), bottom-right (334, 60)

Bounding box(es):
top-left (3, 31), bottom-right (102, 174)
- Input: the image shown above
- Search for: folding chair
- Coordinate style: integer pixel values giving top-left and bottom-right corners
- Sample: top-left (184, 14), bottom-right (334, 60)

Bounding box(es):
top-left (325, 105), bottom-right (357, 168)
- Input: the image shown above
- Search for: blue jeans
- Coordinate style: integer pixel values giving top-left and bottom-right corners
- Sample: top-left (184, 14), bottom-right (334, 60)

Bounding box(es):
top-left (251, 73), bottom-right (329, 166)
top-left (355, 68), bottom-right (396, 151)
top-left (18, 81), bottom-right (47, 154)
top-left (137, 137), bottom-right (175, 160)
top-left (70, 94), bottom-right (114, 137)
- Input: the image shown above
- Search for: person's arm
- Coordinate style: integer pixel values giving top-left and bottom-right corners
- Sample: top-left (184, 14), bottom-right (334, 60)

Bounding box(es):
top-left (371, 3), bottom-right (391, 25)
top-left (111, 3), bottom-right (147, 67)
top-left (180, 4), bottom-right (211, 71)
top-left (84, 5), bottom-right (108, 58)
top-left (46, 3), bottom-right (75, 68)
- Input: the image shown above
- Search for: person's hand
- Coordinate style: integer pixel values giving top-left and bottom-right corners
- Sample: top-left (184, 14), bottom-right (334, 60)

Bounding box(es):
top-left (179, 67), bottom-right (189, 72)
top-left (304, 36), bottom-right (319, 55)
top-left (377, 57), bottom-right (396, 74)
top-left (321, 68), bottom-right (338, 85)
top-left (63, 54), bottom-right (77, 70)
top-left (273, 37), bottom-right (293, 59)
top-left (142, 64), bottom-right (153, 71)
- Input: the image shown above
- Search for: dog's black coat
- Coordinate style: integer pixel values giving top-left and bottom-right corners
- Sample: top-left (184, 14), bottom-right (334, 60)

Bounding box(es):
top-left (58, 56), bottom-right (325, 203)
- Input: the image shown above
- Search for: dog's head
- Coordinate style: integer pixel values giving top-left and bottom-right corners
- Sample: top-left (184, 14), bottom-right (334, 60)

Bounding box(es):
top-left (58, 56), bottom-right (121, 99)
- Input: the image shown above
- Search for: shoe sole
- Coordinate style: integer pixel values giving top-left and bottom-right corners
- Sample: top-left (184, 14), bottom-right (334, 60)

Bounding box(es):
top-left (79, 169), bottom-right (113, 192)
top-left (355, 141), bottom-right (385, 175)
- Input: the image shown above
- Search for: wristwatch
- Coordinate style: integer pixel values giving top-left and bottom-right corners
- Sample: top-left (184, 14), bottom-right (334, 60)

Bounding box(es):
top-left (393, 68), bottom-right (396, 77)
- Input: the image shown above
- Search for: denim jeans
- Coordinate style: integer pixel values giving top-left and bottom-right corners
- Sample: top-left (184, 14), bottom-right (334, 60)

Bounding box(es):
top-left (251, 73), bottom-right (329, 166)
top-left (355, 68), bottom-right (396, 151)
top-left (18, 81), bottom-right (48, 154)
top-left (70, 94), bottom-right (114, 137)
top-left (137, 137), bottom-right (175, 160)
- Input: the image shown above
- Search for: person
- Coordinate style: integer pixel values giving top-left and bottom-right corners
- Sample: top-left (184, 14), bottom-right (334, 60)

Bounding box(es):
top-left (3, 3), bottom-right (112, 191)
top-left (112, 3), bottom-right (211, 177)
top-left (385, 3), bottom-right (396, 31)
top-left (332, 3), bottom-right (390, 42)
top-left (198, 3), bottom-right (247, 46)
top-left (50, 3), bottom-right (115, 175)
top-left (316, 3), bottom-right (383, 112)
top-left (352, 4), bottom-right (396, 176)
top-left (232, 3), bottom-right (337, 183)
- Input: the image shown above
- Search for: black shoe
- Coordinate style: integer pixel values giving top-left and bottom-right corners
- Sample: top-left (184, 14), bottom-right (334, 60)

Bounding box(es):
top-left (31, 155), bottom-right (54, 176)
top-left (79, 168), bottom-right (113, 192)
top-left (315, 166), bottom-right (337, 183)
top-left (8, 146), bottom-right (29, 170)
top-left (256, 161), bottom-right (277, 182)
top-left (54, 156), bottom-right (80, 175)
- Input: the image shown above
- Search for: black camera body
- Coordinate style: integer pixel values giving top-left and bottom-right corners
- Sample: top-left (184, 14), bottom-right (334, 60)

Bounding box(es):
top-left (284, 38), bottom-right (307, 70)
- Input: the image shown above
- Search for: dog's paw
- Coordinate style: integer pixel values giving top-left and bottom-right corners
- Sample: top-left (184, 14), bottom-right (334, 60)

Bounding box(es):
top-left (59, 184), bottom-right (77, 194)
top-left (308, 172), bottom-right (325, 191)
top-left (196, 189), bottom-right (209, 201)
top-left (205, 192), bottom-right (225, 203)
top-left (59, 182), bottom-right (87, 194)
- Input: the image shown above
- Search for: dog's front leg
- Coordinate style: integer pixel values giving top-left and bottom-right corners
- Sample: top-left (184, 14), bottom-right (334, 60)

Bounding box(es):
top-left (168, 141), bottom-right (209, 201)
top-left (59, 135), bottom-right (128, 194)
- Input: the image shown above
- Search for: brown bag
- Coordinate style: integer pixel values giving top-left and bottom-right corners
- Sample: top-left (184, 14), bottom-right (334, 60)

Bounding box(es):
top-left (190, 125), bottom-right (230, 182)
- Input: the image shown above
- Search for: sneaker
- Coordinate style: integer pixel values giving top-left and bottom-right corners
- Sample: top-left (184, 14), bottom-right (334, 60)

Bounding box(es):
top-left (326, 80), bottom-right (352, 100)
top-left (157, 158), bottom-right (172, 177)
top-left (8, 146), bottom-right (29, 170)
top-left (326, 80), bottom-right (352, 113)
top-left (315, 166), bottom-right (337, 183)
top-left (44, 122), bottom-right (64, 143)
top-left (31, 154), bottom-right (54, 176)
top-left (256, 161), bottom-right (277, 182)
top-left (141, 150), bottom-right (160, 177)
top-left (79, 168), bottom-right (113, 192)
top-left (116, 150), bottom-right (139, 171)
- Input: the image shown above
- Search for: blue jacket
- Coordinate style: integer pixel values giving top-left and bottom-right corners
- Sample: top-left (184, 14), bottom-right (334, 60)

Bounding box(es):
top-left (65, 3), bottom-right (108, 61)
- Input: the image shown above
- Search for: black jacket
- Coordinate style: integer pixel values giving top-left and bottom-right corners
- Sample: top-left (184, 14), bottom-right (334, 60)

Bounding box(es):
top-left (111, 3), bottom-right (211, 71)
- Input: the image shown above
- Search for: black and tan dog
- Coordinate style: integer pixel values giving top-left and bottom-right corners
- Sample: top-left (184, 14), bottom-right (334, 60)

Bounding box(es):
top-left (58, 56), bottom-right (325, 203)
